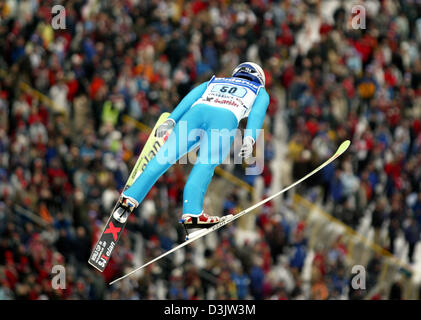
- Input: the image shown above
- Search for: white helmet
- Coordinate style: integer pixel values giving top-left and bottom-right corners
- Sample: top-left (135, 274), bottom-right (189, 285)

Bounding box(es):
top-left (232, 62), bottom-right (265, 86)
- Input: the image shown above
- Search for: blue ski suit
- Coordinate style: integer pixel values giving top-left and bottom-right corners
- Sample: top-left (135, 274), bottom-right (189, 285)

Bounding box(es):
top-left (123, 76), bottom-right (270, 215)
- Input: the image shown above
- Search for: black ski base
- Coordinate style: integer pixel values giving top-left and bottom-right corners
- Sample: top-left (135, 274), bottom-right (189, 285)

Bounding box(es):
top-left (88, 207), bottom-right (130, 272)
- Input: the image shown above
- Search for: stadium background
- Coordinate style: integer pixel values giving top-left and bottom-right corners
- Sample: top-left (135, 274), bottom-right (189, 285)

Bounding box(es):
top-left (0, 0), bottom-right (421, 300)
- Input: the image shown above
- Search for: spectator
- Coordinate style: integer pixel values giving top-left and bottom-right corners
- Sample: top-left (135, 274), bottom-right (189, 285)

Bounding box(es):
top-left (404, 218), bottom-right (420, 264)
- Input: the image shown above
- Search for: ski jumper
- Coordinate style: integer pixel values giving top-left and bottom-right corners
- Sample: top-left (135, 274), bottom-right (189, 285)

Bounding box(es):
top-left (123, 76), bottom-right (270, 215)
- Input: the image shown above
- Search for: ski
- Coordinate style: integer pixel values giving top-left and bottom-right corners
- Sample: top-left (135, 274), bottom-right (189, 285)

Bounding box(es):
top-left (88, 112), bottom-right (171, 272)
top-left (109, 140), bottom-right (351, 285)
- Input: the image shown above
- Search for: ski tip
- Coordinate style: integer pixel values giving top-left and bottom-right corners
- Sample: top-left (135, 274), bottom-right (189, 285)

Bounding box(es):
top-left (88, 260), bottom-right (105, 273)
top-left (337, 140), bottom-right (351, 155)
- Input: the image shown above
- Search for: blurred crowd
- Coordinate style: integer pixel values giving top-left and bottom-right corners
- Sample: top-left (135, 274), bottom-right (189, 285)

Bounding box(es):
top-left (284, 0), bottom-right (421, 263)
top-left (0, 0), bottom-right (421, 300)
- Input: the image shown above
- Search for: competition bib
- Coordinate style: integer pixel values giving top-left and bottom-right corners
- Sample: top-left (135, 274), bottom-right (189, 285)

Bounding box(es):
top-left (192, 76), bottom-right (262, 122)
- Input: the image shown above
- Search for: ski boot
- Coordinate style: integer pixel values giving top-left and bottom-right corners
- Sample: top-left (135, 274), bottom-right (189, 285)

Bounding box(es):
top-left (179, 212), bottom-right (222, 240)
top-left (113, 196), bottom-right (138, 223)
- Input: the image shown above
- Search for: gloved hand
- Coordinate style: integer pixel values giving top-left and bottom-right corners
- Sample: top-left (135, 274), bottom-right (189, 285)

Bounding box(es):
top-left (155, 119), bottom-right (175, 138)
top-left (239, 136), bottom-right (255, 159)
